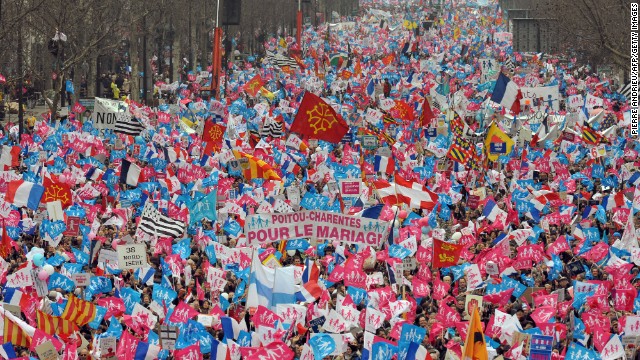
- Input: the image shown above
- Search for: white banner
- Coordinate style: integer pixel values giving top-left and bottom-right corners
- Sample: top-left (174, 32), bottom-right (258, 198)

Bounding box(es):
top-left (567, 94), bottom-right (584, 110)
top-left (244, 210), bottom-right (391, 247)
top-left (585, 94), bottom-right (604, 109)
top-left (91, 97), bottom-right (130, 130)
top-left (519, 86), bottom-right (561, 111)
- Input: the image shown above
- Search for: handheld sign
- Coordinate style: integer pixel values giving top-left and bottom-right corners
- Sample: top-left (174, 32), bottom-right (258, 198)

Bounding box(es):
top-left (117, 244), bottom-right (147, 270)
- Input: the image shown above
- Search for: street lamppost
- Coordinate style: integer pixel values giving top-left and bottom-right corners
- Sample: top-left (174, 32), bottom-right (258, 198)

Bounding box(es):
top-left (211, 0), bottom-right (223, 100)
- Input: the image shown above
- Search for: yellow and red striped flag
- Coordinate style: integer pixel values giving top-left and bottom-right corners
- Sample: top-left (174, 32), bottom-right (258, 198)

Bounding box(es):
top-left (60, 294), bottom-right (97, 326)
top-left (36, 310), bottom-right (79, 336)
top-left (3, 311), bottom-right (33, 347)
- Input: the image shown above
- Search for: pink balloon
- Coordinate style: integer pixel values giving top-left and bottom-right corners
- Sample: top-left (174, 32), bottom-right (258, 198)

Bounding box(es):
top-left (38, 270), bottom-right (49, 281)
top-left (398, 210), bottom-right (408, 219)
top-left (418, 217), bottom-right (429, 226)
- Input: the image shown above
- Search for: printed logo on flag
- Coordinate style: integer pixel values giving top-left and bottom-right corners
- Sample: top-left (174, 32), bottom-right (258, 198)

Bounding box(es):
top-left (489, 142), bottom-right (506, 154)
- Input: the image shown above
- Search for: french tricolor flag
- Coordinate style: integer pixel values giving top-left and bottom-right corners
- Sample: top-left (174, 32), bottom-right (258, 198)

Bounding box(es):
top-left (296, 281), bottom-right (324, 303)
top-left (3, 288), bottom-right (24, 307)
top-left (221, 316), bottom-right (241, 341)
top-left (374, 155), bottom-right (395, 174)
top-left (6, 180), bottom-right (45, 210)
top-left (491, 73), bottom-right (523, 114)
top-left (581, 205), bottom-right (597, 219)
top-left (85, 166), bottom-right (104, 181)
top-left (119, 159), bottom-right (141, 187)
top-left (601, 192), bottom-right (626, 211)
top-left (282, 159), bottom-right (301, 175)
top-left (302, 258), bottom-right (320, 283)
top-left (0, 145), bottom-right (21, 170)
top-left (482, 199), bottom-right (506, 223)
top-left (210, 340), bottom-right (230, 360)
top-left (0, 343), bottom-right (17, 360)
top-left (134, 341), bottom-right (161, 360)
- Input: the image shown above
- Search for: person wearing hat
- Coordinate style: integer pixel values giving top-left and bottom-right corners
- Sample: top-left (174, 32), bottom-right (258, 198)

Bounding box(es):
top-left (557, 276), bottom-right (570, 289)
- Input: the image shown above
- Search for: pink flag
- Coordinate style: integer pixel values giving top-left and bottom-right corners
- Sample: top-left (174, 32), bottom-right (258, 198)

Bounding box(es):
top-left (530, 306), bottom-right (556, 326)
top-left (435, 303), bottom-right (460, 328)
top-left (581, 242), bottom-right (609, 262)
top-left (196, 279), bottom-right (205, 301)
top-left (96, 297), bottom-right (126, 319)
top-left (614, 288), bottom-right (636, 312)
top-left (533, 293), bottom-right (558, 308)
top-left (62, 342), bottom-right (78, 360)
top-left (117, 331), bottom-right (141, 360)
top-left (169, 301), bottom-right (200, 323)
top-left (174, 344), bottom-right (203, 360)
top-left (546, 236), bottom-right (570, 256)
top-left (432, 277), bottom-right (450, 300)
top-left (252, 305), bottom-right (283, 328)
top-left (582, 311), bottom-right (611, 334)
top-left (240, 343), bottom-right (294, 360)
top-left (343, 260), bottom-right (367, 289)
top-left (30, 329), bottom-right (63, 352)
top-left (412, 277), bottom-right (430, 297)
top-left (592, 328), bottom-right (611, 352)
top-left (483, 288), bottom-right (515, 306)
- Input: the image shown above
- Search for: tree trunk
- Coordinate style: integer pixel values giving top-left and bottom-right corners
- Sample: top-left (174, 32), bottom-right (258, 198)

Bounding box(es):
top-left (87, 55), bottom-right (96, 98)
top-left (46, 74), bottom-right (63, 120)
top-left (130, 29), bottom-right (140, 102)
top-left (190, 19), bottom-right (198, 73)
top-left (173, 36), bottom-right (181, 83)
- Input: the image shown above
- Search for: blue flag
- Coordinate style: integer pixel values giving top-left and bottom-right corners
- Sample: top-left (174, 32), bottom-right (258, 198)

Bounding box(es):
top-left (189, 191), bottom-right (217, 225)
top-left (309, 334), bottom-right (336, 360)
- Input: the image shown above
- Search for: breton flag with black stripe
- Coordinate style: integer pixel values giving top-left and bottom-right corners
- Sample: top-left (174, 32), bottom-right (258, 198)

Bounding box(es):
top-left (618, 81), bottom-right (632, 101)
top-left (137, 201), bottom-right (186, 239)
top-left (114, 116), bottom-right (146, 136)
top-left (260, 117), bottom-right (283, 138)
top-left (265, 51), bottom-right (299, 69)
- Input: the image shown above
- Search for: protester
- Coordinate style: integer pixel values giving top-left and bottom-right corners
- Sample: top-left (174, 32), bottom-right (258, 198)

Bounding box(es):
top-left (0, 0), bottom-right (636, 359)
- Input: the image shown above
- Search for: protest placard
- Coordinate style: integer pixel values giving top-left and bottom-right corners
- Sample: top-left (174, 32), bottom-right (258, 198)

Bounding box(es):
top-left (117, 244), bottom-right (147, 270)
top-left (244, 210), bottom-right (390, 247)
top-left (35, 342), bottom-right (58, 360)
top-left (72, 273), bottom-right (91, 287)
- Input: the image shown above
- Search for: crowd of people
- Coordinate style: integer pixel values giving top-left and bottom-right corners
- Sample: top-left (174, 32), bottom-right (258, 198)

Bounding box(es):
top-left (0, 0), bottom-right (637, 359)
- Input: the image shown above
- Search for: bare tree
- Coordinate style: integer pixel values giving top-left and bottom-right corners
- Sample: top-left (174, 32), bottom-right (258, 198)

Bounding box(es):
top-left (20, 0), bottom-right (127, 117)
top-left (533, 0), bottom-right (631, 73)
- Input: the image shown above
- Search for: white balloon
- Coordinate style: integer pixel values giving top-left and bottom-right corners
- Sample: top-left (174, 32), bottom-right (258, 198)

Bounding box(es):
top-left (287, 250), bottom-right (297, 256)
top-left (451, 232), bottom-right (462, 241)
top-left (43, 264), bottom-right (55, 276)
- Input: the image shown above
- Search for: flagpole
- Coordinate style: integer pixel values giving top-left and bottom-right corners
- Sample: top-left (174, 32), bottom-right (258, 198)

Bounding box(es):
top-left (296, 0), bottom-right (303, 47)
